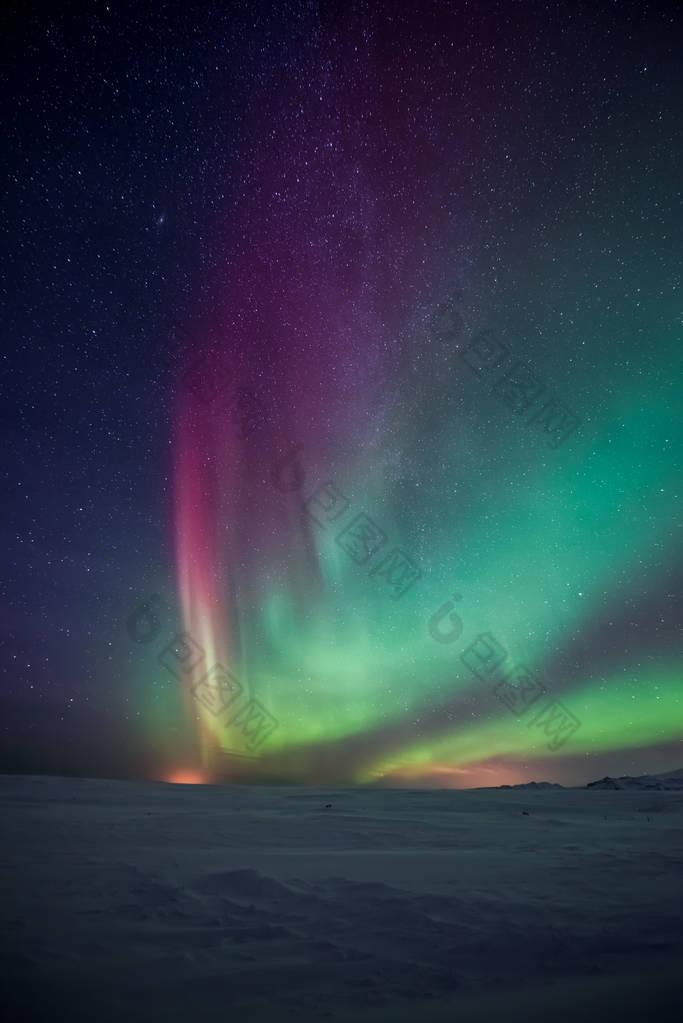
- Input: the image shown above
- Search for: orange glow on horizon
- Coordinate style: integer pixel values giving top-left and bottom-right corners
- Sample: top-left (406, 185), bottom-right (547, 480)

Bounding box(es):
top-left (163, 768), bottom-right (211, 785)
top-left (371, 761), bottom-right (530, 789)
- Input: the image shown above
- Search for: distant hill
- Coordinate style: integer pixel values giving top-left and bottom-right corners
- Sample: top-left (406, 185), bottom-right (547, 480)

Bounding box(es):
top-left (489, 769), bottom-right (683, 792)
top-left (585, 768), bottom-right (683, 791)
top-left (497, 781), bottom-right (565, 790)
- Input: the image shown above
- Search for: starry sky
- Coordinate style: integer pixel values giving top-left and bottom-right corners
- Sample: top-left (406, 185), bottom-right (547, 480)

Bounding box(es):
top-left (2, 0), bottom-right (682, 788)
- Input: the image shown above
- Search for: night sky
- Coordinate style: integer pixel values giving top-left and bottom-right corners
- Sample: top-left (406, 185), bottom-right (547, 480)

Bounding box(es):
top-left (2, 0), bottom-right (681, 787)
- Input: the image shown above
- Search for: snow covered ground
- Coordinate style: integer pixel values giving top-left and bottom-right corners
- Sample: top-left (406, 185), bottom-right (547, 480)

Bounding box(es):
top-left (2, 773), bottom-right (682, 1022)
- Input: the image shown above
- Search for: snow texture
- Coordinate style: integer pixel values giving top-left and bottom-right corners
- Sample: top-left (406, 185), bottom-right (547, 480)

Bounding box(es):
top-left (2, 773), bottom-right (682, 1021)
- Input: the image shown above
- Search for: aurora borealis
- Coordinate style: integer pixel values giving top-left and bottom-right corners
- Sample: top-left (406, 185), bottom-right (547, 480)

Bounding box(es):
top-left (158, 282), bottom-right (682, 786)
top-left (3, 0), bottom-right (682, 787)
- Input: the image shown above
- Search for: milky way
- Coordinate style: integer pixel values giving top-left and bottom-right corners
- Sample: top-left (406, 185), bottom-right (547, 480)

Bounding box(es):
top-left (154, 6), bottom-right (683, 786)
top-left (4, 1), bottom-right (681, 786)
